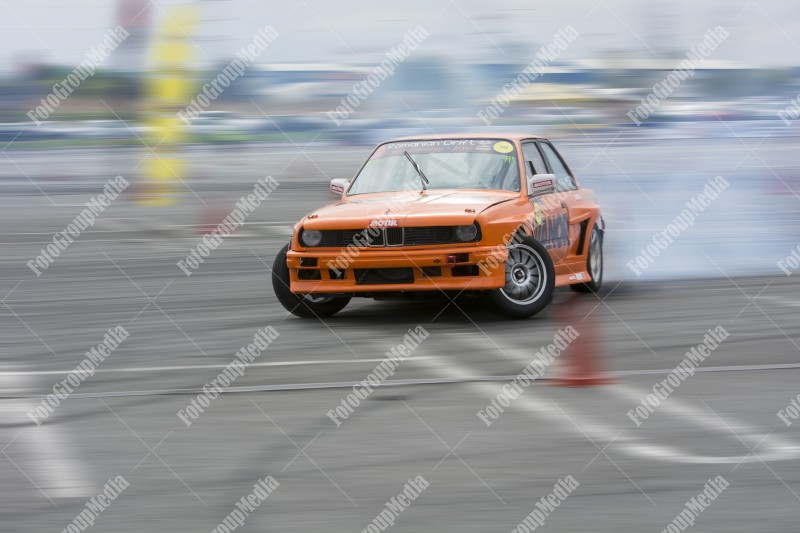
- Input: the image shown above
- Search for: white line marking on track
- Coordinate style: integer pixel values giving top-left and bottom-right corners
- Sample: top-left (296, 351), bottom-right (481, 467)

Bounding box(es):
top-left (5, 356), bottom-right (798, 379)
top-left (0, 374), bottom-right (91, 499)
top-left (433, 335), bottom-right (800, 464)
top-left (607, 383), bottom-right (800, 463)
top-left (0, 357), bottom-right (431, 377)
top-left (760, 296), bottom-right (800, 308)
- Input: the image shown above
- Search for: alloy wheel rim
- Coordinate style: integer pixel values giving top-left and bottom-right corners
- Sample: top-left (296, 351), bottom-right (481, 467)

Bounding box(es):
top-left (589, 230), bottom-right (602, 281)
top-left (303, 294), bottom-right (331, 304)
top-left (500, 244), bottom-right (547, 304)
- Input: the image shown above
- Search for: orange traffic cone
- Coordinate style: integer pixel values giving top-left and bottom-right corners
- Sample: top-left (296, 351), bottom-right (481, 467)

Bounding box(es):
top-left (196, 200), bottom-right (230, 235)
top-left (550, 295), bottom-right (614, 386)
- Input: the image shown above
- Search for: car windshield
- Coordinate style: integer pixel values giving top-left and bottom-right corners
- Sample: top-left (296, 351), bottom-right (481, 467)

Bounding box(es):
top-left (348, 139), bottom-right (520, 194)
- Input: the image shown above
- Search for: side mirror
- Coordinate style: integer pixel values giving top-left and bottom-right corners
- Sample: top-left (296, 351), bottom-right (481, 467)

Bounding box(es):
top-left (527, 173), bottom-right (555, 197)
top-left (330, 178), bottom-right (349, 197)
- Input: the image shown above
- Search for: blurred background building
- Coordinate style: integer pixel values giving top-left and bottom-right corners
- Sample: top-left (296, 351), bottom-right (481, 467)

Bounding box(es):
top-left (1, 0), bottom-right (798, 145)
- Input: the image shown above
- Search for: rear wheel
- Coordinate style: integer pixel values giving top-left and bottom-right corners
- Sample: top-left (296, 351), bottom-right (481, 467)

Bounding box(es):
top-left (487, 236), bottom-right (555, 319)
top-left (272, 244), bottom-right (350, 318)
top-left (570, 224), bottom-right (603, 293)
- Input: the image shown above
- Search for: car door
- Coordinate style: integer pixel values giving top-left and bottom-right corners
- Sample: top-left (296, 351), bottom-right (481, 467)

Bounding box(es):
top-left (521, 141), bottom-right (569, 262)
top-left (537, 140), bottom-right (582, 257)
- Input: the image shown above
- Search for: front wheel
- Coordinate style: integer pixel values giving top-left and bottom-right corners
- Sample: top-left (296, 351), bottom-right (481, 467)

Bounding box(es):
top-left (487, 236), bottom-right (555, 319)
top-left (272, 244), bottom-right (350, 318)
top-left (570, 224), bottom-right (603, 293)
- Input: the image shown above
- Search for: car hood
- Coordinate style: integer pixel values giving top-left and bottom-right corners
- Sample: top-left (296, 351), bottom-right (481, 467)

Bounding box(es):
top-left (302, 190), bottom-right (518, 229)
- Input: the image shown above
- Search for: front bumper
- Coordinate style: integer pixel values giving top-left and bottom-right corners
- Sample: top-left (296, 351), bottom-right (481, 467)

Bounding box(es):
top-left (287, 245), bottom-right (507, 294)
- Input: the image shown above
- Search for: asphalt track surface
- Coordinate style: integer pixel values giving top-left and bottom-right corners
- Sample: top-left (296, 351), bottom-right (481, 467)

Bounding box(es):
top-left (2, 141), bottom-right (800, 532)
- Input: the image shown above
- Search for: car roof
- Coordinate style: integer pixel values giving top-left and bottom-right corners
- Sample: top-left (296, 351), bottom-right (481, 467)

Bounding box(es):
top-left (387, 132), bottom-right (546, 142)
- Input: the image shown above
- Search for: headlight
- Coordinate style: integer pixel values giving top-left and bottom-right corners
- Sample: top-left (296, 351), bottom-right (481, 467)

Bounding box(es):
top-left (301, 229), bottom-right (322, 247)
top-left (454, 224), bottom-right (478, 242)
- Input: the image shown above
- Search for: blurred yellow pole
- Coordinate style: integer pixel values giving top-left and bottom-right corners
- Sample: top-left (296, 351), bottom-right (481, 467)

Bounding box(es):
top-left (138, 6), bottom-right (200, 206)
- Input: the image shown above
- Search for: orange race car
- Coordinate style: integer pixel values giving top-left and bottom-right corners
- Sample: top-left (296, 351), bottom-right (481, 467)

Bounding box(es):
top-left (272, 134), bottom-right (604, 318)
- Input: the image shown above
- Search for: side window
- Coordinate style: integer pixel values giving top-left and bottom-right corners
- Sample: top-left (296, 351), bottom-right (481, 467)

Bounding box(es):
top-left (539, 142), bottom-right (576, 192)
top-left (521, 142), bottom-right (547, 178)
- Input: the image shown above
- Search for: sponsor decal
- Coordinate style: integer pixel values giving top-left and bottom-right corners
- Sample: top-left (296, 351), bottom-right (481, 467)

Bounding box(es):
top-left (375, 139), bottom-right (514, 158)
top-left (535, 211), bottom-right (569, 249)
top-left (493, 141), bottom-right (514, 153)
top-left (369, 219), bottom-right (399, 227)
top-left (532, 178), bottom-right (553, 189)
top-left (533, 203), bottom-right (544, 225)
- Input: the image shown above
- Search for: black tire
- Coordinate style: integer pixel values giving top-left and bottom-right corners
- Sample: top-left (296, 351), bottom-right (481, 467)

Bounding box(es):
top-left (570, 224), bottom-right (603, 293)
top-left (272, 244), bottom-right (350, 318)
top-left (487, 235), bottom-right (555, 319)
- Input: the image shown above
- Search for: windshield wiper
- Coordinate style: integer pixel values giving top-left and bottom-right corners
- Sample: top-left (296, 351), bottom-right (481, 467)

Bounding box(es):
top-left (404, 151), bottom-right (429, 191)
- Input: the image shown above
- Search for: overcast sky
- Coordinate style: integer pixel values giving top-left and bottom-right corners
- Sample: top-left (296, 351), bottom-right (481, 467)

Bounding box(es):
top-left (1, 0), bottom-right (798, 70)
